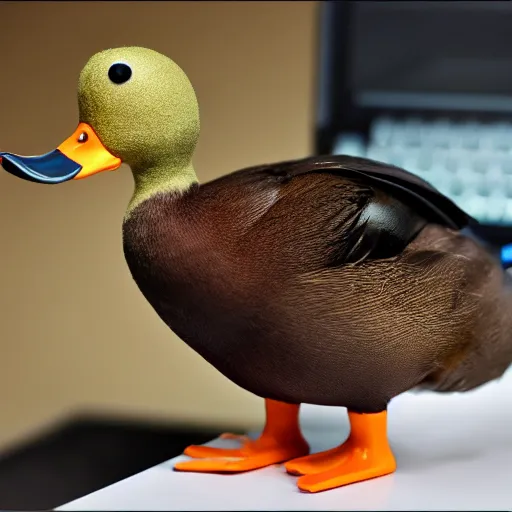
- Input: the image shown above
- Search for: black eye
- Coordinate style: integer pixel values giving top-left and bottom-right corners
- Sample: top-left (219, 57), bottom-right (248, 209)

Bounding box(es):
top-left (108, 63), bottom-right (132, 84)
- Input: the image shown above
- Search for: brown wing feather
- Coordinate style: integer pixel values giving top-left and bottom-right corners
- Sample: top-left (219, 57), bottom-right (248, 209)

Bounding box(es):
top-left (213, 154), bottom-right (474, 229)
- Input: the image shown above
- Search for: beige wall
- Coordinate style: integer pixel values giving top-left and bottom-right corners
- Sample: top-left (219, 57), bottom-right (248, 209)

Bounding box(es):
top-left (0, 1), bottom-right (317, 449)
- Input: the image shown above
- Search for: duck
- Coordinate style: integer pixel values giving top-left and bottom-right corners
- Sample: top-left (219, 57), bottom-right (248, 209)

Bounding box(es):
top-left (2, 46), bottom-right (512, 494)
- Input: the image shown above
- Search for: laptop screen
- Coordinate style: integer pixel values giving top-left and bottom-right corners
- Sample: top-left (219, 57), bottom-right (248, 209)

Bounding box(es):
top-left (349, 2), bottom-right (512, 111)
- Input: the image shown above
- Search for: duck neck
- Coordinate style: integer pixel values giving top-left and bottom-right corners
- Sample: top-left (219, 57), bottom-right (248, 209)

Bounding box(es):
top-left (126, 159), bottom-right (198, 218)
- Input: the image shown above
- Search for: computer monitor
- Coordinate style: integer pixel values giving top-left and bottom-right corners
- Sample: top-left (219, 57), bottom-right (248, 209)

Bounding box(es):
top-left (317, 1), bottom-right (512, 244)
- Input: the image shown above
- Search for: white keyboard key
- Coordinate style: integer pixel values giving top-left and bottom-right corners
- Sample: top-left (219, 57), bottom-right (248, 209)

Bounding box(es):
top-left (367, 146), bottom-right (387, 162)
top-left (401, 150), bottom-right (420, 170)
top-left (370, 117), bottom-right (394, 147)
top-left (479, 136), bottom-right (495, 150)
top-left (503, 199), bottom-right (512, 224)
top-left (454, 193), bottom-right (467, 211)
top-left (449, 177), bottom-right (464, 197)
top-left (462, 195), bottom-right (488, 222)
top-left (456, 169), bottom-right (482, 190)
top-left (416, 152), bottom-right (433, 171)
top-left (435, 175), bottom-right (452, 196)
top-left (486, 194), bottom-right (508, 224)
top-left (472, 154), bottom-right (489, 174)
top-left (387, 151), bottom-right (405, 168)
top-left (493, 135), bottom-right (512, 152)
top-left (333, 133), bottom-right (366, 158)
top-left (501, 157), bottom-right (512, 175)
top-left (459, 131), bottom-right (480, 150)
top-left (477, 181), bottom-right (491, 197)
top-left (445, 153), bottom-right (462, 173)
top-left (398, 120), bottom-right (422, 146)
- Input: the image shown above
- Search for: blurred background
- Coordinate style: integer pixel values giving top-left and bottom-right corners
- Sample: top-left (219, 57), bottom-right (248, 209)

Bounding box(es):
top-left (3, 0), bottom-right (512, 509)
top-left (0, 1), bottom-right (317, 508)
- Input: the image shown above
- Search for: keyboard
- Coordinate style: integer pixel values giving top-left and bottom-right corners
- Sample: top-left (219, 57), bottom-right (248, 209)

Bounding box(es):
top-left (333, 117), bottom-right (512, 225)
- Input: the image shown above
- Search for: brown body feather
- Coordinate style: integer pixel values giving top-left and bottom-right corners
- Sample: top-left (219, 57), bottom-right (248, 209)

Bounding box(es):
top-left (122, 156), bottom-right (512, 413)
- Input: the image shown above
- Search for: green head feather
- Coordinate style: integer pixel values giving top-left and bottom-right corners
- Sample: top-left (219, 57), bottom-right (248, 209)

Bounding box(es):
top-left (78, 47), bottom-right (200, 213)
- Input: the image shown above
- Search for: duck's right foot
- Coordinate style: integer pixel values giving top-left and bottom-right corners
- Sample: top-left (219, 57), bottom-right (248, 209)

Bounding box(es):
top-left (175, 433), bottom-right (309, 473)
top-left (174, 399), bottom-right (309, 473)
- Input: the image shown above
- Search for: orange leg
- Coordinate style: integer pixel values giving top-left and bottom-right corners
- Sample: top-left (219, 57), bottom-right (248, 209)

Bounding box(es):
top-left (285, 410), bottom-right (396, 493)
top-left (174, 399), bottom-right (309, 473)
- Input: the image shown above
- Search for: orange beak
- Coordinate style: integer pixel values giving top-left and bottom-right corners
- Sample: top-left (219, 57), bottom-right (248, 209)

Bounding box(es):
top-left (0, 123), bottom-right (122, 184)
top-left (58, 123), bottom-right (122, 180)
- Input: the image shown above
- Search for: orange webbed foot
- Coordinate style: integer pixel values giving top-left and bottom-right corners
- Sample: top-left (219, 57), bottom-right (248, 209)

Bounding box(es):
top-left (287, 410), bottom-right (396, 493)
top-left (175, 434), bottom-right (309, 473)
top-left (285, 444), bottom-right (349, 475)
top-left (174, 400), bottom-right (309, 474)
top-left (183, 433), bottom-right (251, 459)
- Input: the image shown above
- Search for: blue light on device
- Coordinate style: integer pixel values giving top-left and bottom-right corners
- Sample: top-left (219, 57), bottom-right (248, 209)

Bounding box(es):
top-left (501, 244), bottom-right (512, 268)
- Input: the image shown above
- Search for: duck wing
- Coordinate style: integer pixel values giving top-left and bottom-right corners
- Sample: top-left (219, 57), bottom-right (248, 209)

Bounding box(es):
top-left (223, 155), bottom-right (474, 265)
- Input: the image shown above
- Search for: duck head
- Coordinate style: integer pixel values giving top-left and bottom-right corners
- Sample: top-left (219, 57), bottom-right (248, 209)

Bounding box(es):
top-left (1, 47), bottom-right (200, 208)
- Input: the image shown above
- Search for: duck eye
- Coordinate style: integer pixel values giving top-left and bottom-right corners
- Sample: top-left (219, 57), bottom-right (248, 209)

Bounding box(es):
top-left (77, 132), bottom-right (88, 143)
top-left (108, 63), bottom-right (132, 85)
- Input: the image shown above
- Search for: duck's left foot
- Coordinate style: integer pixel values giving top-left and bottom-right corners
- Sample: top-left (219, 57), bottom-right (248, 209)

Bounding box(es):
top-left (174, 399), bottom-right (309, 474)
top-left (286, 410), bottom-right (396, 493)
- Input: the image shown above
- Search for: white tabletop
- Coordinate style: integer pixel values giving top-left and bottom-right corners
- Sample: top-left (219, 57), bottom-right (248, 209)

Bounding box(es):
top-left (58, 370), bottom-right (512, 511)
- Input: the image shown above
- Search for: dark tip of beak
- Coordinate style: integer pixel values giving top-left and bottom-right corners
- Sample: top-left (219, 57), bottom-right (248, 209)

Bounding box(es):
top-left (0, 150), bottom-right (82, 184)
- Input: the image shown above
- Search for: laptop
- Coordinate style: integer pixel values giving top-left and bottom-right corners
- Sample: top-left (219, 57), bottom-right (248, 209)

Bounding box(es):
top-left (317, 1), bottom-right (512, 245)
